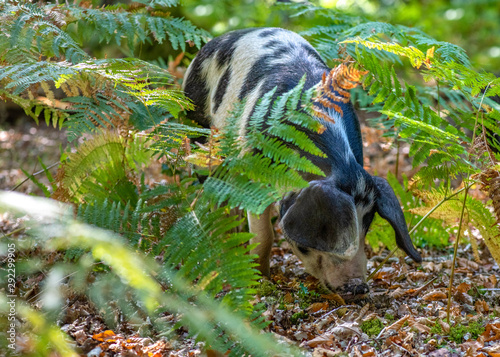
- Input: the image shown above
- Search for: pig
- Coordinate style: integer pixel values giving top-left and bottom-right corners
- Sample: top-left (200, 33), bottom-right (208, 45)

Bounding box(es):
top-left (182, 27), bottom-right (421, 300)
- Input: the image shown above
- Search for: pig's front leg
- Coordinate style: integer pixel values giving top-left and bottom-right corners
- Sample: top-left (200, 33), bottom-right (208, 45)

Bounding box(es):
top-left (248, 205), bottom-right (274, 277)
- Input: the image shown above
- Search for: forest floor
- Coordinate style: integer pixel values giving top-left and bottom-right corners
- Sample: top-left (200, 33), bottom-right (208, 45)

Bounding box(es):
top-left (1, 116), bottom-right (500, 356)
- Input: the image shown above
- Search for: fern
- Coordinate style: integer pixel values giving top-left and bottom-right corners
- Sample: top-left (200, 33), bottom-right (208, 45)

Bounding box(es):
top-left (215, 77), bottom-right (326, 199)
top-left (53, 132), bottom-right (152, 205)
top-left (366, 173), bottom-right (450, 252)
top-left (70, 6), bottom-right (210, 53)
top-left (1, 3), bottom-right (88, 63)
top-left (161, 200), bottom-right (260, 311)
top-left (0, 192), bottom-right (300, 356)
top-left (409, 187), bottom-right (498, 247)
top-left (0, 2), bottom-right (311, 356)
top-left (284, 2), bottom-right (500, 269)
top-left (5, 0), bottom-right (500, 353)
top-left (0, 58), bottom-right (191, 138)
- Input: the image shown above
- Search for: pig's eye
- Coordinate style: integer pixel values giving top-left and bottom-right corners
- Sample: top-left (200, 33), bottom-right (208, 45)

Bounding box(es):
top-left (297, 245), bottom-right (310, 255)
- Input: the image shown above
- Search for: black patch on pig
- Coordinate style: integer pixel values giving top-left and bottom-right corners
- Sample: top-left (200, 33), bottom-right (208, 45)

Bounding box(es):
top-left (213, 67), bottom-right (231, 114)
top-left (280, 180), bottom-right (357, 254)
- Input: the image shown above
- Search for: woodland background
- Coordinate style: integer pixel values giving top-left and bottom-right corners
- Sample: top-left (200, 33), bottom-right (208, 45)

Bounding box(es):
top-left (1, 0), bottom-right (500, 356)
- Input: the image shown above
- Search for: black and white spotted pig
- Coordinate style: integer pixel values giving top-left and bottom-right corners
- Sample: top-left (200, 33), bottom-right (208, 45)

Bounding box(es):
top-left (182, 27), bottom-right (422, 299)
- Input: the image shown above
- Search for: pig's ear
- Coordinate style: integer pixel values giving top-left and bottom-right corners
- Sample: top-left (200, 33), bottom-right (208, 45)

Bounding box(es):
top-left (280, 181), bottom-right (359, 259)
top-left (373, 176), bottom-right (422, 263)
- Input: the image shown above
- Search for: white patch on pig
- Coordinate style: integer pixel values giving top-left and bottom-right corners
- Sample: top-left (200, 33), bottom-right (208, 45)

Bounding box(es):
top-left (200, 28), bottom-right (324, 136)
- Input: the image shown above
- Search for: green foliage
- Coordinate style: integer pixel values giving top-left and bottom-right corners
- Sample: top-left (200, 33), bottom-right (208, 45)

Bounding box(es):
top-left (0, 1), bottom-right (315, 355)
top-left (409, 185), bottom-right (499, 256)
top-left (360, 318), bottom-right (384, 337)
top-left (290, 311), bottom-right (309, 325)
top-left (54, 132), bottom-right (152, 204)
top-left (70, 5), bottom-right (210, 53)
top-left (3, 0), bottom-right (500, 354)
top-left (160, 201), bottom-right (260, 312)
top-left (287, 2), bottom-right (500, 255)
top-left (0, 2), bottom-right (200, 140)
top-left (367, 173), bottom-right (450, 251)
top-left (200, 77), bottom-right (325, 214)
top-left (257, 280), bottom-right (280, 297)
top-left (430, 320), bottom-right (485, 343)
top-left (0, 192), bottom-right (300, 356)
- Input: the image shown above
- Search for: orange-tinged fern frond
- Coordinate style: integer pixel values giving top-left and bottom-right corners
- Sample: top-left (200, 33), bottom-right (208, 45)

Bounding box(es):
top-left (470, 135), bottom-right (500, 227)
top-left (312, 60), bottom-right (368, 122)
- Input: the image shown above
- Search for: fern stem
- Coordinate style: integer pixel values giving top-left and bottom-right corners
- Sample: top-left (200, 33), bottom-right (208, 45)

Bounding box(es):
top-left (0, 227), bottom-right (25, 239)
top-left (395, 138), bottom-right (400, 178)
top-left (367, 184), bottom-right (469, 282)
top-left (11, 162), bottom-right (59, 192)
top-left (436, 80), bottom-right (440, 119)
top-left (446, 184), bottom-right (470, 324)
top-left (409, 185), bottom-right (467, 235)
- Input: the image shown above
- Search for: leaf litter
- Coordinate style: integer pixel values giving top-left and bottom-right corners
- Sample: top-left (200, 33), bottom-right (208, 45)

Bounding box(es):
top-left (2, 120), bottom-right (500, 356)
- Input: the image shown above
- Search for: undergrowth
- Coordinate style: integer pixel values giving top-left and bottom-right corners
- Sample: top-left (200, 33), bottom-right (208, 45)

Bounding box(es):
top-left (0, 1), bottom-right (499, 356)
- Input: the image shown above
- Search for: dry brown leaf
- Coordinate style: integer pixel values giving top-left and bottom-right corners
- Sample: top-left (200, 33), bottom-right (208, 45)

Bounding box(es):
top-left (390, 287), bottom-right (406, 298)
top-left (371, 267), bottom-right (397, 282)
top-left (312, 347), bottom-right (343, 357)
top-left (321, 293), bottom-right (346, 306)
top-left (330, 322), bottom-right (363, 340)
top-left (423, 261), bottom-right (443, 273)
top-left (360, 344), bottom-right (377, 357)
top-left (482, 322), bottom-right (500, 342)
top-left (475, 300), bottom-right (490, 313)
top-left (352, 345), bottom-right (363, 357)
top-left (455, 291), bottom-right (474, 305)
top-left (438, 319), bottom-right (450, 333)
top-left (456, 282), bottom-right (472, 293)
top-left (460, 340), bottom-right (483, 356)
top-left (356, 303), bottom-right (370, 321)
top-left (284, 292), bottom-right (294, 303)
top-left (405, 316), bottom-right (431, 334)
top-left (385, 334), bottom-right (402, 347)
top-left (93, 330), bottom-right (116, 342)
top-left (406, 271), bottom-right (428, 281)
top-left (422, 290), bottom-right (447, 301)
top-left (481, 343), bottom-right (500, 357)
top-left (308, 302), bottom-right (329, 313)
top-left (457, 257), bottom-right (480, 271)
top-left (305, 333), bottom-right (335, 348)
top-left (294, 331), bottom-right (310, 341)
top-left (386, 315), bottom-right (410, 333)
top-left (490, 274), bottom-right (498, 287)
top-left (143, 340), bottom-right (171, 356)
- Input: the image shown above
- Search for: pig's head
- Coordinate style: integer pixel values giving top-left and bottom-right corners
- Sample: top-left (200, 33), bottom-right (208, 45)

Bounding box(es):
top-left (280, 174), bottom-right (421, 301)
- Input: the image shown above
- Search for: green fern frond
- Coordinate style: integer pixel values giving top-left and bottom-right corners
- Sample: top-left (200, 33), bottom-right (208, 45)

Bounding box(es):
top-left (69, 6), bottom-right (210, 53)
top-left (161, 200), bottom-right (260, 312)
top-left (0, 58), bottom-right (190, 138)
top-left (226, 154), bottom-right (307, 191)
top-left (409, 187), bottom-right (498, 254)
top-left (1, 3), bottom-right (88, 63)
top-left (344, 38), bottom-right (428, 69)
top-left (367, 173), bottom-right (450, 251)
top-left (133, 0), bottom-right (179, 7)
top-left (203, 175), bottom-right (279, 214)
top-left (0, 61), bottom-right (75, 94)
top-left (196, 78), bottom-right (326, 213)
top-left (54, 132), bottom-right (152, 204)
top-left (412, 34), bottom-right (470, 66)
top-left (1, 192), bottom-right (301, 357)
